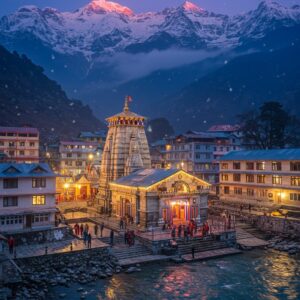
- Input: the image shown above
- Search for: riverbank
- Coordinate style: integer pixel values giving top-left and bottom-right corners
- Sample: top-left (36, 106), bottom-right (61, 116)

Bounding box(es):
top-left (48, 249), bottom-right (300, 300)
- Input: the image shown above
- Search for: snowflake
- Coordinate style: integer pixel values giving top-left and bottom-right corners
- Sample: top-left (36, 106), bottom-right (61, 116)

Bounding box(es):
top-left (229, 88), bottom-right (233, 92)
top-left (72, 120), bottom-right (76, 124)
top-left (224, 60), bottom-right (228, 64)
top-left (69, 102), bottom-right (74, 106)
top-left (51, 54), bottom-right (56, 60)
top-left (50, 69), bottom-right (54, 73)
top-left (51, 128), bottom-right (55, 132)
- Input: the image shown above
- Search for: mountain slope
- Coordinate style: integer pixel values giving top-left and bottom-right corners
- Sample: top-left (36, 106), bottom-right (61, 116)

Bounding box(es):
top-left (159, 33), bottom-right (300, 131)
top-left (0, 45), bottom-right (104, 141)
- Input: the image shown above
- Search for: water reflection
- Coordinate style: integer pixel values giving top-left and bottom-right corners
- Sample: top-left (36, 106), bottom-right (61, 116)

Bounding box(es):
top-left (52, 250), bottom-right (300, 300)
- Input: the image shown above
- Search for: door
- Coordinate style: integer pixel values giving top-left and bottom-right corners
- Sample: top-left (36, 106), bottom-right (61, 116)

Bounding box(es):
top-left (25, 215), bottom-right (32, 228)
top-left (180, 206), bottom-right (185, 220)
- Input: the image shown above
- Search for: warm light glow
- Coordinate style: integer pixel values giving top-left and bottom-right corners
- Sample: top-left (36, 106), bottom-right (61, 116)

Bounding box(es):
top-left (77, 184), bottom-right (82, 189)
top-left (64, 183), bottom-right (70, 189)
top-left (88, 154), bottom-right (94, 160)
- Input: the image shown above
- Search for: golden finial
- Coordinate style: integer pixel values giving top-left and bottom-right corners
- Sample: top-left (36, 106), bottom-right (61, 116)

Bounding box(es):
top-left (124, 95), bottom-right (132, 112)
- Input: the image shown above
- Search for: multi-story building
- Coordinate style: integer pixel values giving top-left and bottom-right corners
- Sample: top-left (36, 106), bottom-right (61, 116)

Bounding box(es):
top-left (59, 141), bottom-right (101, 176)
top-left (0, 163), bottom-right (57, 233)
top-left (0, 127), bottom-right (39, 163)
top-left (165, 130), bottom-right (243, 185)
top-left (150, 139), bottom-right (167, 169)
top-left (78, 131), bottom-right (106, 148)
top-left (219, 149), bottom-right (300, 208)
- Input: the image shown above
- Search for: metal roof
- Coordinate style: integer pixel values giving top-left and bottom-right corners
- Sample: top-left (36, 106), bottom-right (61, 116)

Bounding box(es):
top-left (112, 168), bottom-right (179, 187)
top-left (0, 163), bottom-right (56, 178)
top-left (220, 149), bottom-right (300, 161)
top-left (0, 126), bottom-right (39, 134)
top-left (79, 131), bottom-right (106, 138)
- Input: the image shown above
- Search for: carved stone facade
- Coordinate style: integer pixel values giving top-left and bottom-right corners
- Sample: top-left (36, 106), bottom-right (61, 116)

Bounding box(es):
top-left (110, 169), bottom-right (210, 228)
top-left (96, 98), bottom-right (151, 212)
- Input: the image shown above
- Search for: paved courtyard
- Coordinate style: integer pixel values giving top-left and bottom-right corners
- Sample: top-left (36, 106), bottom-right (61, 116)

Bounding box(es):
top-left (4, 237), bottom-right (108, 259)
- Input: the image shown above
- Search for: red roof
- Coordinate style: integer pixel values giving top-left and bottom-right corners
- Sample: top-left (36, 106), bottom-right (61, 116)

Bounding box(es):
top-left (0, 126), bottom-right (39, 134)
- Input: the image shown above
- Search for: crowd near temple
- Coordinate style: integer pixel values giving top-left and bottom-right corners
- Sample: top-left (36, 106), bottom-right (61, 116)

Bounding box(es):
top-left (0, 98), bottom-right (300, 233)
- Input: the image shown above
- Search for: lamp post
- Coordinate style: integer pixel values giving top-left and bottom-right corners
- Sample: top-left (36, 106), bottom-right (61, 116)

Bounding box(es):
top-left (64, 183), bottom-right (70, 201)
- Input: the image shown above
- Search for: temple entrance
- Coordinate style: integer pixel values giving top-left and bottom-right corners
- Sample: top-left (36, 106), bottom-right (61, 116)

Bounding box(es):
top-left (171, 201), bottom-right (188, 225)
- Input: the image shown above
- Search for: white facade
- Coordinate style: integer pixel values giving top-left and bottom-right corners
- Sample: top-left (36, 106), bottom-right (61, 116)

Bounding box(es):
top-left (0, 163), bottom-right (57, 233)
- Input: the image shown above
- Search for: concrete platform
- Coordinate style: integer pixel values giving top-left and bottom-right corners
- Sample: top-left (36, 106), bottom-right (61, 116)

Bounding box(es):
top-left (236, 227), bottom-right (269, 248)
top-left (182, 248), bottom-right (242, 262)
top-left (119, 255), bottom-right (171, 267)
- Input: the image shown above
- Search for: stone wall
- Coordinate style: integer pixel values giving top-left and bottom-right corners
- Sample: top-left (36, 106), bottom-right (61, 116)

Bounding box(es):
top-left (3, 225), bottom-right (72, 246)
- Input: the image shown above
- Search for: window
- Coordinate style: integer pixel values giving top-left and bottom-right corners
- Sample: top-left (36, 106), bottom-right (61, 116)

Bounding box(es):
top-left (246, 162), bottom-right (254, 170)
top-left (76, 161), bottom-right (83, 166)
top-left (66, 153), bottom-right (72, 158)
top-left (77, 153), bottom-right (82, 158)
top-left (256, 162), bottom-right (265, 170)
top-left (221, 163), bottom-right (228, 170)
top-left (257, 175), bottom-right (265, 184)
top-left (291, 177), bottom-right (300, 186)
top-left (19, 150), bottom-right (25, 156)
top-left (0, 141), bottom-right (4, 146)
top-left (8, 151), bottom-right (15, 156)
top-left (29, 142), bottom-right (35, 147)
top-left (32, 195), bottom-right (46, 205)
top-left (65, 161), bottom-right (72, 166)
top-left (0, 215), bottom-right (23, 226)
top-left (290, 162), bottom-right (300, 171)
top-left (272, 175), bottom-right (282, 185)
top-left (221, 174), bottom-right (228, 181)
top-left (234, 187), bottom-right (242, 195)
top-left (272, 162), bottom-right (282, 171)
top-left (19, 142), bottom-right (25, 147)
top-left (205, 153), bottom-right (211, 159)
top-left (233, 162), bottom-right (240, 170)
top-left (259, 190), bottom-right (267, 198)
top-left (33, 214), bottom-right (49, 223)
top-left (233, 174), bottom-right (241, 182)
top-left (290, 193), bottom-right (300, 201)
top-left (32, 178), bottom-right (46, 188)
top-left (246, 174), bottom-right (254, 183)
top-left (3, 196), bottom-right (18, 207)
top-left (3, 178), bottom-right (18, 189)
top-left (224, 186), bottom-right (230, 194)
top-left (8, 142), bottom-right (15, 147)
top-left (247, 189), bottom-right (254, 197)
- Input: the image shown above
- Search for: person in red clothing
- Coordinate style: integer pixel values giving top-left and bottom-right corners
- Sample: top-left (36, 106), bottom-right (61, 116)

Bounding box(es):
top-left (8, 236), bottom-right (14, 254)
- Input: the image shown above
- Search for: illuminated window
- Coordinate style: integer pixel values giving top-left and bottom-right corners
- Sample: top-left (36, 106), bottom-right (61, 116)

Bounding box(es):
top-left (221, 174), bottom-right (228, 181)
top-left (247, 189), bottom-right (254, 197)
top-left (221, 163), bottom-right (228, 170)
top-left (32, 195), bottom-right (46, 205)
top-left (272, 175), bottom-right (282, 185)
top-left (246, 174), bottom-right (254, 183)
top-left (256, 162), bottom-right (265, 170)
top-left (290, 162), bottom-right (300, 171)
top-left (257, 175), bottom-right (265, 184)
top-left (224, 186), bottom-right (230, 194)
top-left (291, 177), bottom-right (300, 186)
top-left (234, 187), bottom-right (242, 195)
top-left (290, 193), bottom-right (300, 201)
top-left (272, 162), bottom-right (282, 171)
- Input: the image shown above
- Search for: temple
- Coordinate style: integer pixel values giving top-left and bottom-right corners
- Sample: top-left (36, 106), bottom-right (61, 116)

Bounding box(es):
top-left (96, 97), bottom-right (210, 228)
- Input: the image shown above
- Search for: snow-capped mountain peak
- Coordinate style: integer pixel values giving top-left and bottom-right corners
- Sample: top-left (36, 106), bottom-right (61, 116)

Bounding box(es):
top-left (81, 0), bottom-right (134, 16)
top-left (182, 1), bottom-right (204, 13)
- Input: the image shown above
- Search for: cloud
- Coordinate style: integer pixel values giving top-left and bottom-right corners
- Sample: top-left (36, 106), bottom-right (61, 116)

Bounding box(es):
top-left (99, 48), bottom-right (222, 82)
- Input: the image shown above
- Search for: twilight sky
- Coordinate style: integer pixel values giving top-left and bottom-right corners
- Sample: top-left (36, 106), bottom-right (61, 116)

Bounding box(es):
top-left (0, 0), bottom-right (300, 16)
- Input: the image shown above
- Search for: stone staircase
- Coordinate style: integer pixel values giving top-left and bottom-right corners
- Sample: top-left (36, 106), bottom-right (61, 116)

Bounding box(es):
top-left (99, 235), bottom-right (124, 245)
top-left (110, 244), bottom-right (152, 261)
top-left (176, 237), bottom-right (228, 255)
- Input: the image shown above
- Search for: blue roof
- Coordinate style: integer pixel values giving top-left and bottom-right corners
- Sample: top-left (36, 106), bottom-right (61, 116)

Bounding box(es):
top-left (112, 168), bottom-right (179, 187)
top-left (0, 163), bottom-right (56, 178)
top-left (220, 149), bottom-right (300, 161)
top-left (79, 131), bottom-right (106, 138)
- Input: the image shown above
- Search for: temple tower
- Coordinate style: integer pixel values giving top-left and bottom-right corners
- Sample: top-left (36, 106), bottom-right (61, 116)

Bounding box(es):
top-left (96, 97), bottom-right (151, 212)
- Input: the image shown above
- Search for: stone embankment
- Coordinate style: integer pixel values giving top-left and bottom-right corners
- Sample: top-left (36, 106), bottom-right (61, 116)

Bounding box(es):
top-left (267, 236), bottom-right (300, 255)
top-left (12, 248), bottom-right (121, 299)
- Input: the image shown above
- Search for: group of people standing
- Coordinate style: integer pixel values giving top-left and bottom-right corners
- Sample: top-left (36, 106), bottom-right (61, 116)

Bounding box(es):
top-left (169, 220), bottom-right (210, 241)
top-left (74, 223), bottom-right (97, 248)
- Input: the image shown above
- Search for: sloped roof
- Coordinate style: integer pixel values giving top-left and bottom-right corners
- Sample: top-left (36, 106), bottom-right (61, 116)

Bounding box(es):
top-left (112, 168), bottom-right (179, 187)
top-left (0, 126), bottom-right (38, 134)
top-left (220, 149), bottom-right (300, 161)
top-left (0, 163), bottom-right (56, 178)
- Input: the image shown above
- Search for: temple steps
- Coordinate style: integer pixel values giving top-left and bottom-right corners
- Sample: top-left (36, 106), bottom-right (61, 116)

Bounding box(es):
top-left (177, 239), bottom-right (229, 255)
top-left (110, 244), bottom-right (152, 260)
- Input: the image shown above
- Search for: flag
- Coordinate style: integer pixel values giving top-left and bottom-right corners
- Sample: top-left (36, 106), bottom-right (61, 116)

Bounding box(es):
top-left (126, 95), bottom-right (133, 102)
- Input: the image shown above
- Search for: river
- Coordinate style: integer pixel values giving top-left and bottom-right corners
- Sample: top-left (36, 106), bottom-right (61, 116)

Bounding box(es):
top-left (50, 249), bottom-right (300, 300)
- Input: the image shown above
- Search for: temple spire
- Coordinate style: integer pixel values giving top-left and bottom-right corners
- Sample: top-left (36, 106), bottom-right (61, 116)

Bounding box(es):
top-left (124, 95), bottom-right (132, 112)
